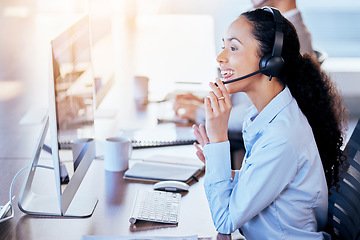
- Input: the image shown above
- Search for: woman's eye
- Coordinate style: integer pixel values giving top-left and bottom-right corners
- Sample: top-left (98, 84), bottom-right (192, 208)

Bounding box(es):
top-left (231, 46), bottom-right (237, 51)
top-left (221, 46), bottom-right (225, 50)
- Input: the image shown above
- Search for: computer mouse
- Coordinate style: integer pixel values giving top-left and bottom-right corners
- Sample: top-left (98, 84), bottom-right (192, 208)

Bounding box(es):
top-left (153, 180), bottom-right (189, 192)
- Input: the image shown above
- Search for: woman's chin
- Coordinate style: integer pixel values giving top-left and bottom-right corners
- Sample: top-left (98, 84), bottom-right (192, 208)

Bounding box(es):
top-left (224, 84), bottom-right (236, 94)
top-left (227, 85), bottom-right (246, 95)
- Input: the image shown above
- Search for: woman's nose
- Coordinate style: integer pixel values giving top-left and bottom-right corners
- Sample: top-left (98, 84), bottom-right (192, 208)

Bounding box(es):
top-left (216, 49), bottom-right (228, 64)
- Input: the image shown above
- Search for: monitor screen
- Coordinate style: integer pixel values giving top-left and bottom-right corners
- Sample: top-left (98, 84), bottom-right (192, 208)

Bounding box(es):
top-left (51, 14), bottom-right (95, 146)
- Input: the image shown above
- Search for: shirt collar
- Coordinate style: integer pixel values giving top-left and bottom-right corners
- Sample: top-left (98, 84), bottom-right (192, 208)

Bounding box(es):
top-left (243, 86), bottom-right (293, 138)
top-left (282, 8), bottom-right (299, 19)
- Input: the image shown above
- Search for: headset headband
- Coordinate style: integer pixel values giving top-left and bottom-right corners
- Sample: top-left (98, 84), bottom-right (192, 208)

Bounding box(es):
top-left (262, 6), bottom-right (284, 58)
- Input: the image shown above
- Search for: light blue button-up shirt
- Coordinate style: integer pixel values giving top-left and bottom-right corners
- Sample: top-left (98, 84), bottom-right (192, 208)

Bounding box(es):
top-left (203, 87), bottom-right (329, 239)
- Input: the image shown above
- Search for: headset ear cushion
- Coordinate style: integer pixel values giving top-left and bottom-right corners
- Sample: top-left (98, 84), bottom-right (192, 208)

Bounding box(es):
top-left (259, 54), bottom-right (272, 76)
top-left (259, 54), bottom-right (285, 77)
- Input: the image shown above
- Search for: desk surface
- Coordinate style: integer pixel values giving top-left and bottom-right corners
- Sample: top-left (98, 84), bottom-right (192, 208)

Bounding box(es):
top-left (0, 146), bottom-right (234, 240)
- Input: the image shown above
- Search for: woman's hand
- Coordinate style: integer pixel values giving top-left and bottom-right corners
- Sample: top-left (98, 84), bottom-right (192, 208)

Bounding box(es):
top-left (191, 78), bottom-right (231, 162)
top-left (205, 78), bottom-right (232, 143)
top-left (173, 98), bottom-right (203, 122)
top-left (174, 93), bottom-right (203, 102)
top-left (192, 124), bottom-right (208, 163)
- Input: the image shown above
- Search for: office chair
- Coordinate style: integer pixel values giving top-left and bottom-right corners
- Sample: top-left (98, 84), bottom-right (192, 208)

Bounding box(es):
top-left (326, 118), bottom-right (360, 240)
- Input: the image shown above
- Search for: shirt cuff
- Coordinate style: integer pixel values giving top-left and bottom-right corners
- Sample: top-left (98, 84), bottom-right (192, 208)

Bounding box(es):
top-left (203, 141), bottom-right (232, 184)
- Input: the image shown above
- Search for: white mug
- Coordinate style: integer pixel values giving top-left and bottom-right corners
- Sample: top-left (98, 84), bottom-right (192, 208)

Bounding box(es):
top-left (104, 137), bottom-right (132, 172)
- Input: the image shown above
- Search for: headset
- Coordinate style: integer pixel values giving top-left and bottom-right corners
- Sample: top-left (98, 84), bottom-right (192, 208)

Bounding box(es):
top-left (259, 6), bottom-right (285, 80)
top-left (222, 6), bottom-right (285, 84)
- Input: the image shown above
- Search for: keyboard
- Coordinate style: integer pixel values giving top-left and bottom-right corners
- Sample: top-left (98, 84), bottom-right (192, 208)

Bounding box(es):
top-left (129, 189), bottom-right (181, 224)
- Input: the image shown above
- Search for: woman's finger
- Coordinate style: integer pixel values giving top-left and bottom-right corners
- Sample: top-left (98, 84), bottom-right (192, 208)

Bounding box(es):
top-left (194, 142), bottom-right (202, 152)
top-left (215, 78), bottom-right (231, 103)
top-left (209, 81), bottom-right (224, 99)
top-left (199, 124), bottom-right (210, 144)
top-left (192, 124), bottom-right (206, 146)
top-left (208, 91), bottom-right (221, 115)
top-left (194, 142), bottom-right (205, 163)
top-left (204, 96), bottom-right (213, 118)
top-left (196, 150), bottom-right (206, 163)
top-left (212, 80), bottom-right (227, 110)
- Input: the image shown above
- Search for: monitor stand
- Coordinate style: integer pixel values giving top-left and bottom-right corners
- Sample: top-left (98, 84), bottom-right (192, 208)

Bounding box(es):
top-left (18, 117), bottom-right (98, 217)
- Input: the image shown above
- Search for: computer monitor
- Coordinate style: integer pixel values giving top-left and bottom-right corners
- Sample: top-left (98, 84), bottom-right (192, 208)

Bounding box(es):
top-left (18, 15), bottom-right (98, 217)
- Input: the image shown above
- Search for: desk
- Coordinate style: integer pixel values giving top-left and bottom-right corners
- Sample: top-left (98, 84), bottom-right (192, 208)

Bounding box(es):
top-left (0, 145), bottom-right (234, 240)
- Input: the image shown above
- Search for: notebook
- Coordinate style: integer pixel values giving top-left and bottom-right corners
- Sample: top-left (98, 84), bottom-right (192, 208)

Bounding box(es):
top-left (130, 124), bottom-right (197, 149)
top-left (124, 154), bottom-right (204, 183)
top-left (131, 138), bottom-right (195, 148)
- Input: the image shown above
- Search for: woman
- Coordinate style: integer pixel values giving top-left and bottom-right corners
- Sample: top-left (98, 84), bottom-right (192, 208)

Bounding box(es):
top-left (193, 7), bottom-right (347, 239)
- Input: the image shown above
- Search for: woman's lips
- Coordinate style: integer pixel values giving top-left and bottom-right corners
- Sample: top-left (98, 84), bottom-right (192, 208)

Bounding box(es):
top-left (221, 69), bottom-right (235, 80)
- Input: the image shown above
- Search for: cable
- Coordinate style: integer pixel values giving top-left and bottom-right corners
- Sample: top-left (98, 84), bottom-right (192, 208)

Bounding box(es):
top-left (3, 164), bottom-right (54, 221)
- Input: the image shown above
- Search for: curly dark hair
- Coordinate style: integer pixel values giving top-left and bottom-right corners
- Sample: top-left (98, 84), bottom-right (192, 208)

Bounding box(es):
top-left (241, 8), bottom-right (348, 191)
